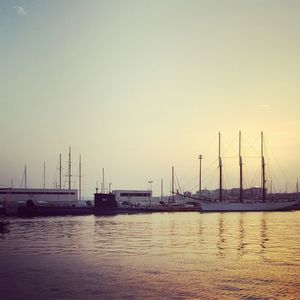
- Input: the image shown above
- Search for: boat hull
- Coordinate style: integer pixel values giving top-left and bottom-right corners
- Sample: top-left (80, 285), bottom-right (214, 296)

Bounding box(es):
top-left (200, 201), bottom-right (298, 212)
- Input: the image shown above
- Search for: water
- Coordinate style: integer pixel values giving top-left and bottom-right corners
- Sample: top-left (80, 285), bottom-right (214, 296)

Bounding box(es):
top-left (1, 212), bottom-right (300, 299)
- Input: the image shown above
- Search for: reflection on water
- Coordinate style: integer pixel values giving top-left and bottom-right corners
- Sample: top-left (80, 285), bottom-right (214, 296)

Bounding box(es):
top-left (0, 224), bottom-right (9, 235)
top-left (1, 212), bottom-right (300, 299)
top-left (237, 214), bottom-right (245, 256)
top-left (217, 214), bottom-right (225, 257)
top-left (260, 216), bottom-right (268, 259)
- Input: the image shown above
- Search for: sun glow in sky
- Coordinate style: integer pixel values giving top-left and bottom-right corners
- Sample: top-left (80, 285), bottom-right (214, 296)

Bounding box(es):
top-left (0, 1), bottom-right (299, 197)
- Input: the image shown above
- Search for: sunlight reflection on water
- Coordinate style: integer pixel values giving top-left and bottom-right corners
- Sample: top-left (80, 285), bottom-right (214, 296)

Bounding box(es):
top-left (1, 212), bottom-right (300, 299)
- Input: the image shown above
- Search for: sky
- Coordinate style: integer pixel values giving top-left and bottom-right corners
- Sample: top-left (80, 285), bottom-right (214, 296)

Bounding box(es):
top-left (0, 0), bottom-right (299, 197)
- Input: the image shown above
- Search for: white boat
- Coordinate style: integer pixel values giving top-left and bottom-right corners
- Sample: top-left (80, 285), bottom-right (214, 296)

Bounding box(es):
top-left (197, 132), bottom-right (298, 212)
top-left (200, 200), bottom-right (297, 212)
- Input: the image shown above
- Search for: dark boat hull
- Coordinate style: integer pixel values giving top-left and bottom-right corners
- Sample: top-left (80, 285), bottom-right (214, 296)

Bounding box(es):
top-left (17, 206), bottom-right (93, 217)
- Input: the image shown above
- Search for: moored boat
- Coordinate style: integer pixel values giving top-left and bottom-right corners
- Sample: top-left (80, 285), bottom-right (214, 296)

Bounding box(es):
top-left (199, 200), bottom-right (297, 212)
top-left (195, 132), bottom-right (298, 212)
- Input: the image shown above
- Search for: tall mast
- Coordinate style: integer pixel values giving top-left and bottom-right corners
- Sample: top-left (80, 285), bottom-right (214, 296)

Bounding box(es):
top-left (161, 178), bottom-right (164, 200)
top-left (59, 153), bottom-right (62, 189)
top-left (239, 131), bottom-right (243, 202)
top-left (68, 147), bottom-right (72, 190)
top-left (102, 168), bottom-right (105, 193)
top-left (198, 154), bottom-right (203, 194)
top-left (79, 155), bottom-right (82, 201)
top-left (219, 132), bottom-right (222, 201)
top-left (172, 166), bottom-right (175, 202)
top-left (296, 178), bottom-right (299, 201)
top-left (24, 164), bottom-right (27, 189)
top-left (261, 132), bottom-right (266, 202)
top-left (43, 161), bottom-right (46, 189)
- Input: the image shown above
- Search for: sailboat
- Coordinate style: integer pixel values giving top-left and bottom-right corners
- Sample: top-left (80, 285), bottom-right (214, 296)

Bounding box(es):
top-left (1, 149), bottom-right (87, 216)
top-left (199, 132), bottom-right (298, 212)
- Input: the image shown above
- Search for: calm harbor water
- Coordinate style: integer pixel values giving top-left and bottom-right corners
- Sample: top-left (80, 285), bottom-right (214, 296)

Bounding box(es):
top-left (1, 212), bottom-right (300, 299)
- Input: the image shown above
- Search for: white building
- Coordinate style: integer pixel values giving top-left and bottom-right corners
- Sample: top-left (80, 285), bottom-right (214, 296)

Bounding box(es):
top-left (112, 190), bottom-right (191, 207)
top-left (0, 188), bottom-right (81, 214)
top-left (112, 190), bottom-right (152, 207)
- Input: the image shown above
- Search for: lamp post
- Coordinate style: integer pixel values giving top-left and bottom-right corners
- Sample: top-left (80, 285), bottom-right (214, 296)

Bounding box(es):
top-left (198, 155), bottom-right (203, 195)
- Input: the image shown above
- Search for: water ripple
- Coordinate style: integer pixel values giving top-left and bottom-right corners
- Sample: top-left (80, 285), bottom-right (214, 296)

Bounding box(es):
top-left (1, 212), bottom-right (300, 299)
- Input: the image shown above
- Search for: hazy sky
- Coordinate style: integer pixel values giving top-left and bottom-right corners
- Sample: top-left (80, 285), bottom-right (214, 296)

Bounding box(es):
top-left (1, 1), bottom-right (299, 197)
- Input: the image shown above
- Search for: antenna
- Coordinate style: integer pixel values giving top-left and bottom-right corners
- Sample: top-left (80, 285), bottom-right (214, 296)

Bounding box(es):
top-left (219, 132), bottom-right (222, 202)
top-left (102, 168), bottom-right (105, 193)
top-left (261, 132), bottom-right (266, 202)
top-left (59, 153), bottom-right (62, 190)
top-left (161, 178), bottom-right (163, 199)
top-left (68, 147), bottom-right (72, 190)
top-left (296, 179), bottom-right (299, 201)
top-left (239, 131), bottom-right (243, 203)
top-left (43, 161), bottom-right (46, 189)
top-left (79, 155), bottom-right (82, 201)
top-left (24, 164), bottom-right (27, 189)
top-left (198, 154), bottom-right (203, 193)
top-left (172, 166), bottom-right (175, 202)
top-left (96, 181), bottom-right (99, 194)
